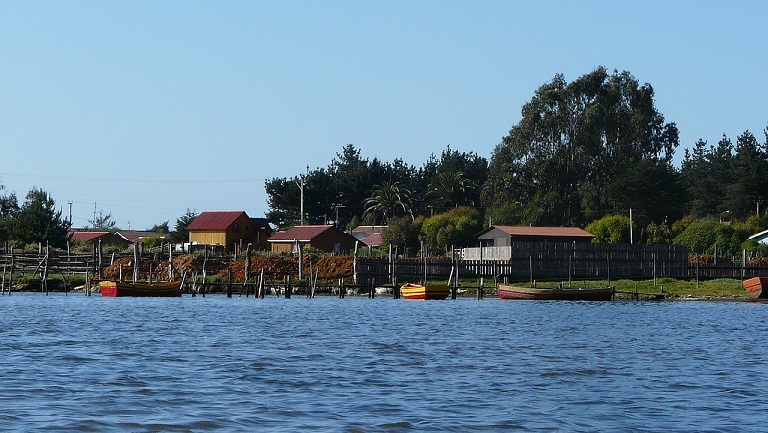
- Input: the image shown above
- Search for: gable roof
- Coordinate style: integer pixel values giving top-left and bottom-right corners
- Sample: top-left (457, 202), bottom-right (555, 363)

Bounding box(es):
top-left (359, 232), bottom-right (382, 247)
top-left (70, 231), bottom-right (112, 242)
top-left (749, 229), bottom-right (768, 243)
top-left (117, 230), bottom-right (168, 243)
top-left (480, 225), bottom-right (595, 238)
top-left (268, 225), bottom-right (337, 242)
top-left (186, 211), bottom-right (248, 231)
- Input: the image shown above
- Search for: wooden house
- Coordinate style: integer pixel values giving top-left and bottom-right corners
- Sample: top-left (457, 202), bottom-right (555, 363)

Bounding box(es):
top-left (69, 231), bottom-right (131, 248)
top-left (476, 225), bottom-right (595, 247)
top-left (268, 225), bottom-right (359, 254)
top-left (186, 211), bottom-right (271, 252)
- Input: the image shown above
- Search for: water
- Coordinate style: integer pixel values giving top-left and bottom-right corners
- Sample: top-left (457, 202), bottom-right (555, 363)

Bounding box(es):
top-left (1, 294), bottom-right (767, 432)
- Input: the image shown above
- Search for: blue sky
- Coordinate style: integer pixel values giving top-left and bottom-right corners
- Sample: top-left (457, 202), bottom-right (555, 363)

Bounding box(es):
top-left (1, 1), bottom-right (766, 230)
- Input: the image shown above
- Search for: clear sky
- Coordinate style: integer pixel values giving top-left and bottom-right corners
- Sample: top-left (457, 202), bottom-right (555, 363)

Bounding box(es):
top-left (1, 1), bottom-right (766, 230)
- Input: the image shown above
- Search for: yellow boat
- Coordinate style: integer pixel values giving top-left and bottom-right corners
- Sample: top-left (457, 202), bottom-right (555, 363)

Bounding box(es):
top-left (400, 283), bottom-right (450, 300)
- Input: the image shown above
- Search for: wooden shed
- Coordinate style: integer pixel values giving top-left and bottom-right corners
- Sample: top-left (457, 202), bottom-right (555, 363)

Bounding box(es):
top-left (186, 211), bottom-right (270, 252)
top-left (268, 225), bottom-right (359, 254)
top-left (69, 231), bottom-right (131, 248)
top-left (477, 225), bottom-right (595, 247)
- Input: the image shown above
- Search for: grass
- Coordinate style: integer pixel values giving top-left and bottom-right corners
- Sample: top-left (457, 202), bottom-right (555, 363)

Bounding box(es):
top-left (490, 277), bottom-right (746, 300)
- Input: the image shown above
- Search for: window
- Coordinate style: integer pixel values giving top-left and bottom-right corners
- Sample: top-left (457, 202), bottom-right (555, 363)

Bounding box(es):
top-left (233, 223), bottom-right (239, 233)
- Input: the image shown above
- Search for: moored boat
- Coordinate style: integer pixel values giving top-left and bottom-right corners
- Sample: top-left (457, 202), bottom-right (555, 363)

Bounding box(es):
top-left (99, 280), bottom-right (183, 297)
top-left (742, 277), bottom-right (768, 299)
top-left (497, 284), bottom-right (614, 301)
top-left (400, 283), bottom-right (450, 300)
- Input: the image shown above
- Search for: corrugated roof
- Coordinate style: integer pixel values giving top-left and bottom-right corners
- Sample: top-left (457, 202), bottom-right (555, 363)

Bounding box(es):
top-left (117, 230), bottom-right (168, 243)
top-left (70, 231), bottom-right (112, 242)
top-left (268, 225), bottom-right (335, 242)
top-left (186, 211), bottom-right (247, 231)
top-left (492, 226), bottom-right (594, 238)
top-left (360, 232), bottom-right (382, 247)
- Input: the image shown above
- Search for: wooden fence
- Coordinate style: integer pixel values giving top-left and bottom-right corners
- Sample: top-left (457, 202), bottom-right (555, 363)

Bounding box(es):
top-left (357, 242), bottom-right (768, 286)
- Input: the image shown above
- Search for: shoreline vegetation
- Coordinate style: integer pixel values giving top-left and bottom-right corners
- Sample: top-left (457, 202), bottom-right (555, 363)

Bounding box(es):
top-left (1, 276), bottom-right (753, 301)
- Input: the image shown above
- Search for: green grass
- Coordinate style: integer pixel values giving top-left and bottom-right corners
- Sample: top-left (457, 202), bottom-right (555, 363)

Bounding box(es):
top-left (495, 277), bottom-right (746, 299)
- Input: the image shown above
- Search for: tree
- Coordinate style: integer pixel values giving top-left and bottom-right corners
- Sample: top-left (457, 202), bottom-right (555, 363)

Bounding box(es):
top-left (88, 209), bottom-right (116, 230)
top-left (362, 181), bottom-right (413, 225)
top-left (0, 184), bottom-right (19, 244)
top-left (381, 215), bottom-right (422, 257)
top-left (150, 221), bottom-right (170, 233)
top-left (425, 171), bottom-right (476, 211)
top-left (673, 219), bottom-right (742, 257)
top-left (483, 67), bottom-right (679, 226)
top-left (171, 209), bottom-right (199, 243)
top-left (725, 130), bottom-right (768, 219)
top-left (419, 206), bottom-right (482, 256)
top-left (13, 187), bottom-right (70, 248)
top-left (585, 214), bottom-right (631, 244)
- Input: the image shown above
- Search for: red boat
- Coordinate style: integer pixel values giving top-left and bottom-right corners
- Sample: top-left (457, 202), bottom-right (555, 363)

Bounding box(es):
top-left (742, 277), bottom-right (768, 299)
top-left (497, 284), bottom-right (614, 301)
top-left (99, 280), bottom-right (183, 297)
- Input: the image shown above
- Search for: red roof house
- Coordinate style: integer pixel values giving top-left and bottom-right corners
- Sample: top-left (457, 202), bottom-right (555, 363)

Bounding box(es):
top-left (268, 225), bottom-right (359, 254)
top-left (477, 225), bottom-right (595, 246)
top-left (186, 211), bottom-right (271, 252)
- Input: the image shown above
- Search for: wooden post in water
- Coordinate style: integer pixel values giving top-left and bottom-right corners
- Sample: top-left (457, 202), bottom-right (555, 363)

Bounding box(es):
top-left (226, 266), bottom-right (233, 298)
top-left (285, 275), bottom-right (292, 299)
top-left (449, 265), bottom-right (456, 300)
top-left (133, 243), bottom-right (139, 283)
top-left (201, 247), bottom-right (208, 297)
top-left (244, 244), bottom-right (251, 297)
top-left (477, 277), bottom-right (484, 300)
top-left (8, 249), bottom-right (14, 296)
top-left (258, 268), bottom-right (265, 298)
top-left (2, 261), bottom-right (6, 295)
top-left (43, 243), bottom-right (49, 295)
top-left (98, 239), bottom-right (103, 279)
top-left (168, 242), bottom-right (174, 281)
top-left (339, 278), bottom-right (345, 299)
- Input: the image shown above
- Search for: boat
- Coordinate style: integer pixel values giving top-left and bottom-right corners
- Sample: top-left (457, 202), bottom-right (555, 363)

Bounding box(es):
top-left (742, 277), bottom-right (768, 299)
top-left (400, 283), bottom-right (450, 300)
top-left (497, 284), bottom-right (614, 301)
top-left (99, 280), bottom-right (183, 297)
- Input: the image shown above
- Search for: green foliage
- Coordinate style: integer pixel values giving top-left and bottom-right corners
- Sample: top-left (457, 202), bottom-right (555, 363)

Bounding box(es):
top-left (150, 221), bottom-right (170, 233)
top-left (381, 215), bottom-right (422, 257)
top-left (362, 181), bottom-right (412, 224)
top-left (419, 207), bottom-right (482, 255)
top-left (673, 219), bottom-right (742, 257)
top-left (645, 221), bottom-right (672, 244)
top-left (172, 209), bottom-right (198, 243)
top-left (483, 67), bottom-right (679, 227)
top-left (12, 188), bottom-right (71, 248)
top-left (585, 214), bottom-right (630, 243)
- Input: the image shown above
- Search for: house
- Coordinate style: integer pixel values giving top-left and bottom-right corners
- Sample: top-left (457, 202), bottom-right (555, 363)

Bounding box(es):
top-left (69, 231), bottom-right (131, 248)
top-left (351, 225), bottom-right (386, 248)
top-left (476, 225), bottom-right (595, 247)
top-left (749, 229), bottom-right (768, 245)
top-left (268, 225), bottom-right (359, 254)
top-left (185, 211), bottom-right (271, 252)
top-left (116, 230), bottom-right (169, 245)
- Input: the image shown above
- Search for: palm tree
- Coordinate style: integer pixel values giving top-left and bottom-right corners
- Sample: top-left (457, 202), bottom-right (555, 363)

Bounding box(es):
top-left (363, 181), bottom-right (413, 224)
top-left (425, 171), bottom-right (475, 211)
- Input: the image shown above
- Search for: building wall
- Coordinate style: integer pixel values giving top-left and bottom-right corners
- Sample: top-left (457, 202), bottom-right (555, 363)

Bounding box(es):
top-left (188, 231), bottom-right (228, 246)
top-left (188, 213), bottom-right (256, 251)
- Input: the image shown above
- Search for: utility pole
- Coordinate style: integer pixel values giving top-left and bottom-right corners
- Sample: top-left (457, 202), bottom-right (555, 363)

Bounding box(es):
top-left (67, 201), bottom-right (73, 227)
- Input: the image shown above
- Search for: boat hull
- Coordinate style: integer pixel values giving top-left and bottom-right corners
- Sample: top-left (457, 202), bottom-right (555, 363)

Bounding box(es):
top-left (742, 277), bottom-right (768, 299)
top-left (99, 280), bottom-right (183, 297)
top-left (400, 283), bottom-right (450, 300)
top-left (498, 284), bottom-right (614, 301)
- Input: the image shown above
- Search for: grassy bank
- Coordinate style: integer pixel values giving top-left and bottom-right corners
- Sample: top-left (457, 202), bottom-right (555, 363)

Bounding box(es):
top-left (496, 277), bottom-right (747, 300)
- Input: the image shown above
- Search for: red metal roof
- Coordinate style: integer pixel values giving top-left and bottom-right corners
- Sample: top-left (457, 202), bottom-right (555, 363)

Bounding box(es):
top-left (186, 211), bottom-right (247, 231)
top-left (70, 231), bottom-right (112, 242)
top-left (360, 232), bottom-right (382, 247)
top-left (492, 226), bottom-right (594, 238)
top-left (268, 225), bottom-right (335, 242)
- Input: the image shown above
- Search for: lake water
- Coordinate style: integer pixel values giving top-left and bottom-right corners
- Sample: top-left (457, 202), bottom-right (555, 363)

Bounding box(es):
top-left (1, 293), bottom-right (767, 432)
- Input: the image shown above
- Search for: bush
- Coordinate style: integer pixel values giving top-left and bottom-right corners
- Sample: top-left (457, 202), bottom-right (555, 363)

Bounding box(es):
top-left (585, 215), bottom-right (630, 243)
